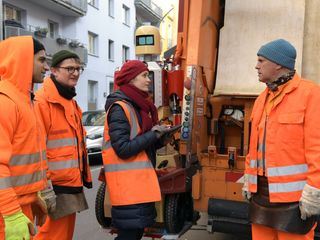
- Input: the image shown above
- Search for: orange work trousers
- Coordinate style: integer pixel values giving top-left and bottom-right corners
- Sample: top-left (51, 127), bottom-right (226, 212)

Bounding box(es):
top-left (0, 204), bottom-right (34, 240)
top-left (252, 223), bottom-right (316, 240)
top-left (34, 213), bottom-right (76, 240)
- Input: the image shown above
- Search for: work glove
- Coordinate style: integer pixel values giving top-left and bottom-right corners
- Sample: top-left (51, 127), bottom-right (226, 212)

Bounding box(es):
top-left (160, 134), bottom-right (173, 146)
top-left (40, 180), bottom-right (57, 213)
top-left (241, 174), bottom-right (251, 202)
top-left (299, 183), bottom-right (320, 220)
top-left (3, 210), bottom-right (35, 240)
top-left (31, 192), bottom-right (48, 226)
top-left (151, 125), bottom-right (171, 139)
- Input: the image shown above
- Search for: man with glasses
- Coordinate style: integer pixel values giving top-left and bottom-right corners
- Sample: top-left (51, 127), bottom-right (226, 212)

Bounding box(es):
top-left (34, 50), bottom-right (92, 240)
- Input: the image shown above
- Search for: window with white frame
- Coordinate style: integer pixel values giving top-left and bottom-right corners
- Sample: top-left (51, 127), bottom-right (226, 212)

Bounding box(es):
top-left (122, 45), bottom-right (130, 63)
top-left (3, 4), bottom-right (22, 23)
top-left (109, 81), bottom-right (114, 93)
top-left (88, 80), bottom-right (98, 103)
top-left (48, 20), bottom-right (59, 39)
top-left (88, 32), bottom-right (98, 55)
top-left (88, 0), bottom-right (98, 8)
top-left (122, 4), bottom-right (130, 26)
top-left (108, 40), bottom-right (114, 61)
top-left (108, 0), bottom-right (114, 17)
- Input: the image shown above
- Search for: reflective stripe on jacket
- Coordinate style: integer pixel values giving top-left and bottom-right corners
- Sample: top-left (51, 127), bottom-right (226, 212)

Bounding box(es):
top-left (245, 74), bottom-right (320, 202)
top-left (0, 36), bottom-right (47, 215)
top-left (35, 77), bottom-right (92, 191)
top-left (102, 100), bottom-right (161, 206)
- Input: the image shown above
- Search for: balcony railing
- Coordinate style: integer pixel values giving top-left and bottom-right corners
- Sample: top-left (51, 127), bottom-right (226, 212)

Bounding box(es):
top-left (4, 25), bottom-right (88, 64)
top-left (135, 0), bottom-right (163, 24)
top-left (26, 0), bottom-right (87, 17)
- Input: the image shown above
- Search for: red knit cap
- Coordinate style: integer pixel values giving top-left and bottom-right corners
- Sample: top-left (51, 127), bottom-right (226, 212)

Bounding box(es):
top-left (115, 60), bottom-right (149, 86)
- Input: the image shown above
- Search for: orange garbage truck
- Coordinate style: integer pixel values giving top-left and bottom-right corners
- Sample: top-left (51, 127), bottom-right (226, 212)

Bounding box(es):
top-left (95, 0), bottom-right (320, 238)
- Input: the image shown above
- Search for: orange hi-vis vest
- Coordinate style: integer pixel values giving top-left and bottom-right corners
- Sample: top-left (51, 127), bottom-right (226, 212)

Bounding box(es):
top-left (35, 77), bottom-right (92, 190)
top-left (102, 100), bottom-right (161, 206)
top-left (0, 36), bottom-right (47, 215)
top-left (245, 74), bottom-right (320, 203)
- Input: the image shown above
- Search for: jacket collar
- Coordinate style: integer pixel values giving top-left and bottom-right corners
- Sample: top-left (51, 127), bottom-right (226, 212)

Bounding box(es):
top-left (259, 73), bottom-right (301, 105)
top-left (43, 76), bottom-right (73, 105)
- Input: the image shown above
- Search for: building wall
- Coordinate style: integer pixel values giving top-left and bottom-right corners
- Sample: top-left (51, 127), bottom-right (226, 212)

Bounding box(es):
top-left (152, 0), bottom-right (178, 59)
top-left (76, 0), bottom-right (136, 110)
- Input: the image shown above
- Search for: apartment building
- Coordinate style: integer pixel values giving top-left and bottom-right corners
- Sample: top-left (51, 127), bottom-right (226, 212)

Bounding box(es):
top-left (81, 0), bottom-right (135, 110)
top-left (152, 0), bottom-right (178, 59)
top-left (135, 0), bottom-right (162, 28)
top-left (1, 0), bottom-right (135, 111)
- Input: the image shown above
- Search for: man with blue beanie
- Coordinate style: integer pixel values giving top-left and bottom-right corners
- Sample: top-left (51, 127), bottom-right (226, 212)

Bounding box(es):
top-left (242, 39), bottom-right (320, 240)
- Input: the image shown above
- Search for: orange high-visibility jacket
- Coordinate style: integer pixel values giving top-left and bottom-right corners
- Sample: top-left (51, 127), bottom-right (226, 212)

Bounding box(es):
top-left (0, 36), bottom-right (47, 216)
top-left (245, 74), bottom-right (320, 202)
top-left (102, 101), bottom-right (161, 206)
top-left (35, 77), bottom-right (92, 191)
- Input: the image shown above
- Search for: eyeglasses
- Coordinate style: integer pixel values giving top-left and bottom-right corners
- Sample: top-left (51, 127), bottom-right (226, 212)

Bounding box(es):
top-left (57, 66), bottom-right (84, 74)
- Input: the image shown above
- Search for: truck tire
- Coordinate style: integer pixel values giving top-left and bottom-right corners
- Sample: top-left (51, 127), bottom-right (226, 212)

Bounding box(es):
top-left (95, 182), bottom-right (112, 228)
top-left (164, 193), bottom-right (194, 233)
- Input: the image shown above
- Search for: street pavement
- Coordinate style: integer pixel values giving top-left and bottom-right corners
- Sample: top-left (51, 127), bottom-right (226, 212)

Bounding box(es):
top-left (73, 164), bottom-right (247, 240)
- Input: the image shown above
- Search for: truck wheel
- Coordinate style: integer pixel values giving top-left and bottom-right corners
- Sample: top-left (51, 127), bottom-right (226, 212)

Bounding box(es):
top-left (95, 182), bottom-right (112, 228)
top-left (164, 193), bottom-right (193, 233)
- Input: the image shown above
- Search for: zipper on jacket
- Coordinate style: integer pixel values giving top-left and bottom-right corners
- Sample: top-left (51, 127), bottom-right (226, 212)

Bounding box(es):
top-left (262, 116), bottom-right (268, 175)
top-left (31, 96), bottom-right (46, 188)
top-left (73, 113), bottom-right (83, 184)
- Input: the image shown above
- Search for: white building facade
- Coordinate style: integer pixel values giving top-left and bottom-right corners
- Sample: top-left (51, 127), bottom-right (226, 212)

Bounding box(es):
top-left (79, 0), bottom-right (135, 110)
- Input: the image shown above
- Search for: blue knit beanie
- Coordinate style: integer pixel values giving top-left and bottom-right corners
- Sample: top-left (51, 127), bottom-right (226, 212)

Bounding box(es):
top-left (257, 39), bottom-right (296, 70)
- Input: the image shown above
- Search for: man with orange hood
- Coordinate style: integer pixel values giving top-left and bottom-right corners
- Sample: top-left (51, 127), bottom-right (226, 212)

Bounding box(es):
top-left (0, 36), bottom-right (49, 239)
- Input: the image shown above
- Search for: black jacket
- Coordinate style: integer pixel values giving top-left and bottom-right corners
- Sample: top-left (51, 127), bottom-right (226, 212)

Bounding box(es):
top-left (105, 90), bottom-right (161, 229)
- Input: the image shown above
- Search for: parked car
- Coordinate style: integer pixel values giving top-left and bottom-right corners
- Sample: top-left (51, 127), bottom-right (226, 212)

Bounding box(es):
top-left (82, 110), bottom-right (105, 165)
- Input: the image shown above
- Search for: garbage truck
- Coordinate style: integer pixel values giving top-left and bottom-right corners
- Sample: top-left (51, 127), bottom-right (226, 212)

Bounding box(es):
top-left (95, 0), bottom-right (320, 238)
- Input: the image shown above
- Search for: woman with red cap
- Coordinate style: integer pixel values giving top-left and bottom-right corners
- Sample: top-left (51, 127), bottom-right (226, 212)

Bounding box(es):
top-left (102, 60), bottom-right (170, 240)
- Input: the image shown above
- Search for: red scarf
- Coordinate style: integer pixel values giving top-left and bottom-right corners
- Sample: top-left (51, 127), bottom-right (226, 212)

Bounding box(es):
top-left (120, 84), bottom-right (158, 133)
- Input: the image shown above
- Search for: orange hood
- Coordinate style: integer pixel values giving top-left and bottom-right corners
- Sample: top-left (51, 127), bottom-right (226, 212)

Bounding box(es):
top-left (0, 36), bottom-right (34, 96)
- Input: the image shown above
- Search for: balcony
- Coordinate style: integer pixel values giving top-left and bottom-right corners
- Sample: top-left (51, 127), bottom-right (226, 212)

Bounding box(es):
top-left (26, 0), bottom-right (87, 17)
top-left (4, 25), bottom-right (88, 64)
top-left (135, 0), bottom-right (163, 26)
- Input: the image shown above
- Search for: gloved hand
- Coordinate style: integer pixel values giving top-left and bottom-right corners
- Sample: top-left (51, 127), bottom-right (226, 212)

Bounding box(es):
top-left (3, 211), bottom-right (35, 240)
top-left (31, 192), bottom-right (48, 226)
top-left (40, 180), bottom-right (57, 213)
top-left (151, 125), bottom-right (171, 139)
top-left (299, 183), bottom-right (320, 220)
top-left (241, 174), bottom-right (251, 202)
top-left (160, 134), bottom-right (173, 145)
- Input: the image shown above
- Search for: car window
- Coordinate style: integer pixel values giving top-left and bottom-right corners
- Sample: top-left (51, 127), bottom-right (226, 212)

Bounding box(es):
top-left (82, 111), bottom-right (106, 126)
top-left (94, 113), bottom-right (106, 126)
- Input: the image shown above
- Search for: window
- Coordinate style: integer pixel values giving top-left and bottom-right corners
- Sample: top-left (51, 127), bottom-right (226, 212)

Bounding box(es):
top-left (122, 4), bottom-right (130, 26)
top-left (3, 4), bottom-right (22, 22)
top-left (148, 71), bottom-right (155, 102)
top-left (168, 23), bottom-right (173, 48)
top-left (88, 0), bottom-right (98, 8)
top-left (122, 45), bottom-right (130, 63)
top-left (136, 35), bottom-right (155, 46)
top-left (88, 32), bottom-right (98, 55)
top-left (88, 80), bottom-right (98, 110)
top-left (82, 111), bottom-right (105, 126)
top-left (108, 40), bottom-right (114, 61)
top-left (108, 0), bottom-right (114, 17)
top-left (48, 20), bottom-right (58, 38)
top-left (109, 82), bottom-right (114, 93)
